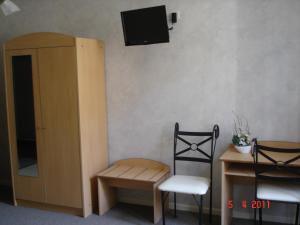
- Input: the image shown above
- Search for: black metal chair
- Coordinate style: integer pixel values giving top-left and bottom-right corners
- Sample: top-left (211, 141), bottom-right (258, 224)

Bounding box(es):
top-left (252, 139), bottom-right (300, 225)
top-left (159, 122), bottom-right (219, 225)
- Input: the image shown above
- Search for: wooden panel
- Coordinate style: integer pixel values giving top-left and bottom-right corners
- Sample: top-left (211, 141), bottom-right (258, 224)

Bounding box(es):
top-left (220, 142), bottom-right (300, 166)
top-left (221, 161), bottom-right (233, 225)
top-left (219, 142), bottom-right (300, 225)
top-left (105, 178), bottom-right (153, 191)
top-left (150, 169), bottom-right (170, 182)
top-left (261, 141), bottom-right (300, 149)
top-left (115, 158), bottom-right (169, 170)
top-left (98, 159), bottom-right (170, 182)
top-left (97, 165), bottom-right (119, 176)
top-left (5, 32), bottom-right (75, 50)
top-left (119, 167), bottom-right (147, 179)
top-left (75, 38), bottom-right (108, 217)
top-left (38, 47), bottom-right (82, 208)
top-left (99, 166), bottom-right (169, 182)
top-left (135, 169), bottom-right (161, 181)
top-left (98, 178), bottom-right (117, 215)
top-left (102, 165), bottom-right (131, 177)
top-left (97, 159), bottom-right (170, 223)
top-left (4, 49), bottom-right (45, 203)
top-left (225, 163), bottom-right (255, 177)
top-left (226, 163), bottom-right (300, 179)
top-left (153, 173), bottom-right (170, 224)
top-left (2, 47), bottom-right (16, 205)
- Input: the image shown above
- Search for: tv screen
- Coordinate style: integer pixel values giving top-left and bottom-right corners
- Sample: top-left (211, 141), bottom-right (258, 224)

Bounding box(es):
top-left (121, 5), bottom-right (170, 46)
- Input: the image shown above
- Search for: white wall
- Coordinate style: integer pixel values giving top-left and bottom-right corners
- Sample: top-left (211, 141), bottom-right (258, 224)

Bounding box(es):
top-left (0, 0), bottom-right (299, 222)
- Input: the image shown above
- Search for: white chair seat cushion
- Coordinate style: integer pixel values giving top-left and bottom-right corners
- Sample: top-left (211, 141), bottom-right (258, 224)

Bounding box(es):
top-left (158, 175), bottom-right (210, 195)
top-left (257, 182), bottom-right (300, 203)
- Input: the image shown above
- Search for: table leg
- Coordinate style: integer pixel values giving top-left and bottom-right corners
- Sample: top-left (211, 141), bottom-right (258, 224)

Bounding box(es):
top-left (153, 185), bottom-right (169, 224)
top-left (153, 184), bottom-right (162, 224)
top-left (153, 173), bottom-right (170, 224)
top-left (98, 177), bottom-right (117, 215)
top-left (221, 161), bottom-right (233, 225)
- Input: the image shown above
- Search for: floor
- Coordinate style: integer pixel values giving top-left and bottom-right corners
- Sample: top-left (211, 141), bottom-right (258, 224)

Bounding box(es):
top-left (0, 202), bottom-right (293, 225)
top-left (0, 186), bottom-right (292, 225)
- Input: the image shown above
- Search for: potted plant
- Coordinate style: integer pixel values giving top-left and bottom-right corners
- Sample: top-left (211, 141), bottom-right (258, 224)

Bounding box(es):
top-left (232, 114), bottom-right (252, 154)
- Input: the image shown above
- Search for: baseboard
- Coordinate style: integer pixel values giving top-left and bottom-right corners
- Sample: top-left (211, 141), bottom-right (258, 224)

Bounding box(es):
top-left (118, 196), bottom-right (220, 215)
top-left (119, 196), bottom-right (295, 224)
top-left (169, 202), bottom-right (221, 216)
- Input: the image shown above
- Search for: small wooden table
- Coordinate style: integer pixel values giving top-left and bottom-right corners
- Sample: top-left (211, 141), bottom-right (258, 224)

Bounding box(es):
top-left (97, 158), bottom-right (170, 224)
top-left (220, 141), bottom-right (300, 225)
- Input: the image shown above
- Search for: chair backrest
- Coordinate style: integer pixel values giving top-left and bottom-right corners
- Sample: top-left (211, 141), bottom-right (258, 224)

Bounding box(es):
top-left (173, 122), bottom-right (219, 176)
top-left (253, 139), bottom-right (300, 183)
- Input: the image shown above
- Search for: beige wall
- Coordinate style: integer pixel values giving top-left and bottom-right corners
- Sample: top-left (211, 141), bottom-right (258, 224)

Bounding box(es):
top-left (0, 0), bottom-right (299, 222)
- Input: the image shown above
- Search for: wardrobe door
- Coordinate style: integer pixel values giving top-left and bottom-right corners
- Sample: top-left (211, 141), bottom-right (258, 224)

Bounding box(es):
top-left (5, 49), bottom-right (45, 202)
top-left (38, 47), bottom-right (82, 208)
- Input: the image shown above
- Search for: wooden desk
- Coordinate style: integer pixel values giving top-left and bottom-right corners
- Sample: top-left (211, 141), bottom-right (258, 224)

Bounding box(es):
top-left (220, 141), bottom-right (300, 225)
top-left (97, 158), bottom-right (170, 224)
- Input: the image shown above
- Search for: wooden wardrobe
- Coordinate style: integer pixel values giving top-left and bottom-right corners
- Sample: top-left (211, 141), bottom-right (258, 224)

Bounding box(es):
top-left (3, 32), bottom-right (108, 217)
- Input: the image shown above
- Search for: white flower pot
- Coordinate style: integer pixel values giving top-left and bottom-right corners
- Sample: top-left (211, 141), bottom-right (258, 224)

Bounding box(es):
top-left (234, 145), bottom-right (251, 154)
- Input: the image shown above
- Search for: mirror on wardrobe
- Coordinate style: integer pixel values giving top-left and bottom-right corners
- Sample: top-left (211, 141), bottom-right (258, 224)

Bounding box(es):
top-left (12, 55), bottom-right (38, 177)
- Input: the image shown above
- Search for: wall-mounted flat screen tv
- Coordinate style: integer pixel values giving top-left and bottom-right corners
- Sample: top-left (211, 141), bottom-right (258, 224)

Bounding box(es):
top-left (121, 5), bottom-right (170, 46)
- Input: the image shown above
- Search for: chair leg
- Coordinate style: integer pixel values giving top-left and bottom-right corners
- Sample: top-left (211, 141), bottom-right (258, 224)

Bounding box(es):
top-left (254, 188), bottom-right (257, 225)
top-left (161, 191), bottom-right (165, 225)
top-left (253, 207), bottom-right (256, 225)
top-left (199, 195), bottom-right (203, 225)
top-left (259, 207), bottom-right (262, 225)
top-left (209, 185), bottom-right (212, 224)
top-left (174, 192), bottom-right (177, 217)
top-left (253, 206), bottom-right (257, 225)
top-left (295, 204), bottom-right (299, 225)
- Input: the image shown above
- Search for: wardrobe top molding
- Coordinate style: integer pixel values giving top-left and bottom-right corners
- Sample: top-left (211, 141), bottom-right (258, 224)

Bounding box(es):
top-left (4, 32), bottom-right (104, 50)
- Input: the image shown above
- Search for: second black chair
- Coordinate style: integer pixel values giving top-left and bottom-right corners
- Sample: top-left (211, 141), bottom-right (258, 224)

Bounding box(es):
top-left (159, 122), bottom-right (219, 225)
top-left (252, 139), bottom-right (300, 225)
